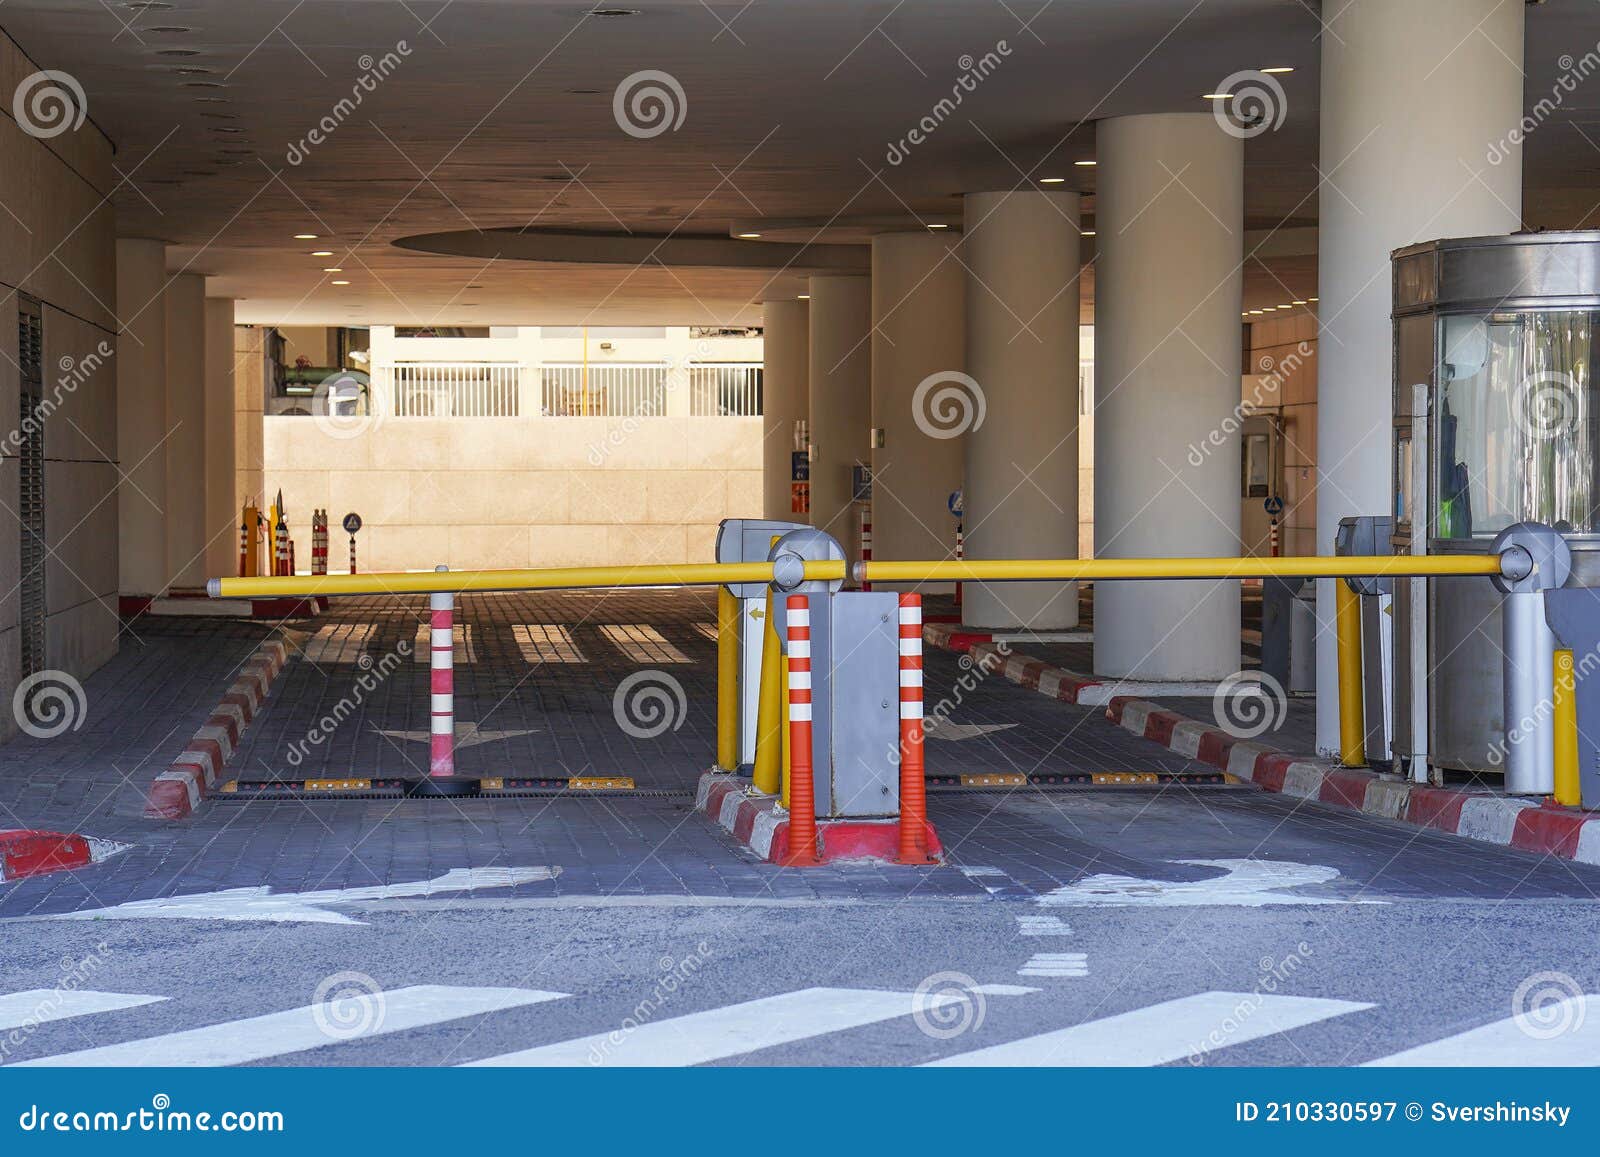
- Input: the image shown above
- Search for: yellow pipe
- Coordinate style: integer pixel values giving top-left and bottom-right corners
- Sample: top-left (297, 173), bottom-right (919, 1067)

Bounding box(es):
top-left (715, 586), bottom-right (739, 772)
top-left (857, 554), bottom-right (1506, 583)
top-left (211, 560), bottom-right (847, 599)
top-left (1554, 649), bottom-right (1580, 807)
top-left (751, 586), bottom-right (784, 795)
top-left (1334, 579), bottom-right (1365, 768)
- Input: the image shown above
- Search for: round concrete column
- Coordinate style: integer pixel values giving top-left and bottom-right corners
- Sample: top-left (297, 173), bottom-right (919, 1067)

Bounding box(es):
top-left (961, 190), bottom-right (1081, 629)
top-left (871, 231), bottom-right (965, 590)
top-left (807, 274), bottom-right (872, 558)
top-left (164, 272), bottom-right (207, 589)
top-left (1314, 0), bottom-right (1523, 754)
top-left (203, 296), bottom-right (237, 581)
top-left (761, 298), bottom-right (809, 523)
top-left (1093, 113), bottom-right (1243, 680)
top-left (116, 239), bottom-right (169, 597)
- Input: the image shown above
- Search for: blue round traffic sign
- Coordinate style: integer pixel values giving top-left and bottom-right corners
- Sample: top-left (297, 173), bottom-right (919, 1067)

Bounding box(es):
top-left (948, 488), bottom-right (964, 517)
top-left (1263, 495), bottom-right (1284, 516)
top-left (342, 512), bottom-right (362, 535)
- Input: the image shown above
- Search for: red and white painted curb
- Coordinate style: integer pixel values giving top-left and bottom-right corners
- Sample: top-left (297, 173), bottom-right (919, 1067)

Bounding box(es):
top-left (925, 622), bottom-right (1102, 704)
top-left (145, 637), bottom-right (291, 820)
top-left (1104, 696), bottom-right (1600, 866)
top-left (695, 772), bottom-right (943, 865)
top-left (0, 830), bottom-right (129, 882)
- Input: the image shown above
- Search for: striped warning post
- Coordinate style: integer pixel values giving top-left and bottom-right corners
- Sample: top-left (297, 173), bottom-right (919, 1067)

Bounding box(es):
top-left (859, 503), bottom-right (873, 592)
top-left (781, 594), bottom-right (820, 865)
top-left (349, 533), bottom-right (358, 575)
top-left (898, 592), bottom-right (935, 864)
top-left (429, 567), bottom-right (454, 779)
top-left (954, 520), bottom-right (964, 608)
top-left (274, 518), bottom-right (289, 577)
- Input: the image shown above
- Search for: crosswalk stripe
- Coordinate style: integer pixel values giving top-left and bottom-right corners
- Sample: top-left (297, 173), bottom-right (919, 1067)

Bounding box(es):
top-left (466, 986), bottom-right (951, 1067)
top-left (13, 985), bottom-right (567, 1067)
top-left (925, 991), bottom-right (1373, 1067)
top-left (0, 990), bottom-right (166, 1032)
top-left (1365, 996), bottom-right (1600, 1066)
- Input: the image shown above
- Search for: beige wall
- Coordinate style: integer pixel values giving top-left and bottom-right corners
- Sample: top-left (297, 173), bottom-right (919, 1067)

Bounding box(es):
top-left (1243, 310), bottom-right (1319, 557)
top-left (0, 29), bottom-right (120, 729)
top-left (235, 327), bottom-right (265, 512)
top-left (264, 415), bottom-right (763, 571)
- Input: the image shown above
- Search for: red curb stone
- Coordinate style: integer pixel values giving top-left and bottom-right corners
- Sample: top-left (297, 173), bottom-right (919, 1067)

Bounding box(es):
top-left (1143, 711), bottom-right (1183, 746)
top-left (1253, 753), bottom-right (1294, 793)
top-left (1195, 728), bottom-right (1236, 770)
top-left (1405, 785), bottom-right (1474, 833)
top-left (1320, 768), bottom-right (1375, 811)
top-left (1511, 806), bottom-right (1591, 859)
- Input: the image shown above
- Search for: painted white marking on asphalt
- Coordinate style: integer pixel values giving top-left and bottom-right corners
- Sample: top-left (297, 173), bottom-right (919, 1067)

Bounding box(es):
top-left (1018, 952), bottom-right (1089, 978)
top-left (466, 987), bottom-right (966, 1067)
top-left (1365, 997), bottom-right (1600, 1066)
top-left (0, 990), bottom-right (166, 1031)
top-left (376, 723), bottom-right (537, 748)
top-left (39, 866), bottom-right (560, 924)
top-left (922, 719), bottom-right (1019, 742)
top-left (925, 992), bottom-right (1373, 1066)
top-left (971, 984), bottom-right (1040, 996)
top-left (1016, 915), bottom-right (1071, 936)
top-left (1037, 859), bottom-right (1383, 908)
top-left (14, 985), bottom-right (567, 1067)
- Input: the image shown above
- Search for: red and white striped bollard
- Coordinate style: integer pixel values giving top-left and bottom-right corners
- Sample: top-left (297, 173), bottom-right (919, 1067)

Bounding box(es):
top-left (429, 564), bottom-right (454, 779)
top-left (782, 593), bottom-right (820, 865)
top-left (897, 592), bottom-right (935, 864)
top-left (858, 503), bottom-right (873, 592)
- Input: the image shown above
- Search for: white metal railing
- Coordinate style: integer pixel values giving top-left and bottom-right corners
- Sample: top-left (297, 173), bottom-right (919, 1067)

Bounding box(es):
top-left (540, 363), bottom-right (762, 417)
top-left (379, 362), bottom-right (524, 417)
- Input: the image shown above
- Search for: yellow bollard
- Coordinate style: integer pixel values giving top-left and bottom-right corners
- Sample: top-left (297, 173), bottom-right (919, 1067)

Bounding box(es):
top-left (751, 585), bottom-right (784, 796)
top-left (1334, 578), bottom-right (1366, 767)
top-left (1554, 649), bottom-right (1580, 807)
top-left (715, 586), bottom-right (739, 771)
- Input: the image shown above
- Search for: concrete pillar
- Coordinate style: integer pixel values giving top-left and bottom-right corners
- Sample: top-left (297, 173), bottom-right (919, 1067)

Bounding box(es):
top-left (1093, 113), bottom-right (1243, 680)
top-left (1314, 0), bottom-right (1523, 754)
top-left (163, 273), bottom-right (207, 590)
top-left (961, 190), bottom-right (1081, 628)
top-left (870, 232), bottom-right (965, 588)
top-left (762, 299), bottom-right (810, 523)
top-left (807, 274), bottom-right (871, 556)
top-left (203, 296), bottom-right (237, 581)
top-left (116, 239), bottom-right (168, 596)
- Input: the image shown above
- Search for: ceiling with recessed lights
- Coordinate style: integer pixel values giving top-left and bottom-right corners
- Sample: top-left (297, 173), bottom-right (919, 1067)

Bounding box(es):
top-left (0, 0), bottom-right (1595, 325)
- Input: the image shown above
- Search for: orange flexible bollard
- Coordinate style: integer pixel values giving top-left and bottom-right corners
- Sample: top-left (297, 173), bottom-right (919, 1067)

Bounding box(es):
top-left (781, 594), bottom-right (820, 865)
top-left (897, 592), bottom-right (936, 864)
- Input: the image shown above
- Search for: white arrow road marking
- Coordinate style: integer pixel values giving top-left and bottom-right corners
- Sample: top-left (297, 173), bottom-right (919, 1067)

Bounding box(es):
top-left (467, 986), bottom-right (1010, 1067)
top-left (1365, 996), bottom-right (1600, 1066)
top-left (926, 992), bottom-right (1373, 1067)
top-left (14, 985), bottom-right (567, 1067)
top-left (0, 990), bottom-right (166, 1031)
top-left (1018, 953), bottom-right (1089, 978)
top-left (377, 724), bottom-right (538, 748)
top-left (1038, 859), bottom-right (1382, 908)
top-left (922, 719), bottom-right (1019, 742)
top-left (39, 866), bottom-right (559, 924)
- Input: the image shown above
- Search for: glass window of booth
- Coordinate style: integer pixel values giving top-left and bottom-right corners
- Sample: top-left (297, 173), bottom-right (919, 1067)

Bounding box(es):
top-left (1434, 310), bottom-right (1599, 539)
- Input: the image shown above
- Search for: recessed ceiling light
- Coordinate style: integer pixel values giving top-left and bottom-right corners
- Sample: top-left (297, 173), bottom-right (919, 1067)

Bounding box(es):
top-left (331, 280), bottom-right (350, 286)
top-left (311, 250), bottom-right (334, 257)
top-left (565, 88), bottom-right (605, 95)
top-left (323, 267), bottom-right (343, 273)
top-left (1291, 299), bottom-right (1307, 305)
top-left (797, 294), bottom-right (810, 300)
top-left (147, 25), bottom-right (193, 33)
top-left (1082, 229), bottom-right (1096, 236)
top-left (586, 7), bottom-right (641, 16)
top-left (193, 96), bottom-right (230, 103)
top-left (1202, 92), bottom-right (1233, 100)
top-left (466, 284), bottom-right (485, 289)
top-left (927, 223), bottom-right (949, 230)
top-left (210, 125), bottom-right (246, 133)
top-left (182, 81), bottom-right (227, 89)
top-left (156, 49), bottom-right (201, 57)
top-left (171, 67), bottom-right (213, 76)
top-left (1039, 177), bottom-right (1066, 184)
top-left (1261, 66), bottom-right (1295, 74)
top-left (294, 233), bottom-right (318, 240)
top-left (1249, 309), bottom-right (1264, 315)
top-left (1073, 160), bottom-right (1096, 167)
top-left (737, 232), bottom-right (761, 239)
top-left (1308, 296), bottom-right (1318, 302)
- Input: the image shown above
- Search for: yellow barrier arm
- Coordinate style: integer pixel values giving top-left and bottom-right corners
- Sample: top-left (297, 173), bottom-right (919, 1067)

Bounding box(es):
top-left (855, 555), bottom-right (1508, 583)
top-left (211, 560), bottom-right (848, 599)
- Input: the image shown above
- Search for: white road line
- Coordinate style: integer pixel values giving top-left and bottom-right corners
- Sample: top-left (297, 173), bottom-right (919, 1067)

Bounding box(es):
top-left (466, 986), bottom-right (957, 1067)
top-left (925, 991), bottom-right (1373, 1067)
top-left (1018, 953), bottom-right (1089, 978)
top-left (1365, 997), bottom-right (1600, 1066)
top-left (13, 985), bottom-right (567, 1067)
top-left (1017, 915), bottom-right (1071, 936)
top-left (0, 990), bottom-right (166, 1031)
